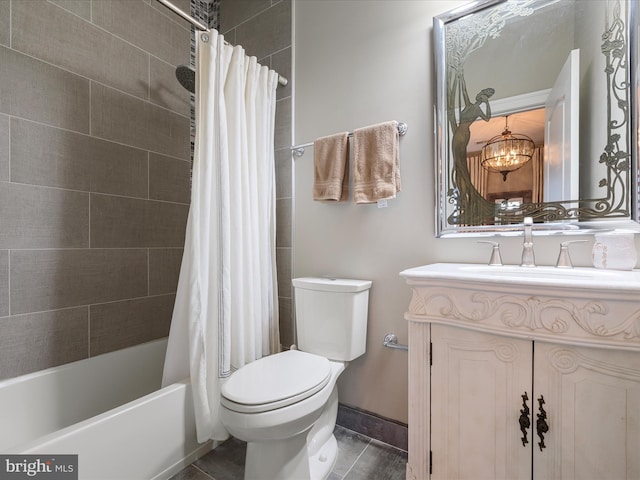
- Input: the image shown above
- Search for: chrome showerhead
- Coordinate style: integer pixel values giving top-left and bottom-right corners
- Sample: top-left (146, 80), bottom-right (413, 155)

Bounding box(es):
top-left (176, 64), bottom-right (195, 94)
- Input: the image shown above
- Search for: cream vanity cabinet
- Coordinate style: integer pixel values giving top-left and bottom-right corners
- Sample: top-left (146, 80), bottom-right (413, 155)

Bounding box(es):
top-left (401, 264), bottom-right (640, 480)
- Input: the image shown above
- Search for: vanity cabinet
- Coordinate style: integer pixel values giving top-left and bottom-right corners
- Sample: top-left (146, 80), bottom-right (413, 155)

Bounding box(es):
top-left (429, 324), bottom-right (531, 480)
top-left (426, 324), bottom-right (640, 480)
top-left (533, 341), bottom-right (640, 479)
top-left (402, 264), bottom-right (640, 480)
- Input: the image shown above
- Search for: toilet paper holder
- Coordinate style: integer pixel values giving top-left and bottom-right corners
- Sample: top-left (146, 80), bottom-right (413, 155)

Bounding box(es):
top-left (383, 333), bottom-right (408, 351)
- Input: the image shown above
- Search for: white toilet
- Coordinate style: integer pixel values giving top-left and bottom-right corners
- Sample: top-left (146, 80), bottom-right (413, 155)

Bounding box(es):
top-left (219, 276), bottom-right (372, 480)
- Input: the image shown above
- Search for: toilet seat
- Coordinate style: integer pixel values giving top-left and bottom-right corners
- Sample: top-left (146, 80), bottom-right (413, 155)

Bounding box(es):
top-left (221, 350), bottom-right (332, 414)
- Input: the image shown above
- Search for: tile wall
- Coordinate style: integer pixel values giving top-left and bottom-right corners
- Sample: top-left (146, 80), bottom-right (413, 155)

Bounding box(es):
top-left (219, 0), bottom-right (293, 348)
top-left (0, 0), bottom-right (192, 379)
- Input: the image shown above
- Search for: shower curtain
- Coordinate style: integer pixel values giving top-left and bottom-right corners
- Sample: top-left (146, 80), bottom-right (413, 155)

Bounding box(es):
top-left (162, 30), bottom-right (280, 443)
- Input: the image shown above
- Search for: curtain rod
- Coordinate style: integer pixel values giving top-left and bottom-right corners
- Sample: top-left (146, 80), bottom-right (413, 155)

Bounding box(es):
top-left (291, 122), bottom-right (408, 157)
top-left (155, 0), bottom-right (289, 87)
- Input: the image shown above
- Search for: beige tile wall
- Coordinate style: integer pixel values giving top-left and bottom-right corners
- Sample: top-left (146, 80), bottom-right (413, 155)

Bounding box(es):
top-left (219, 0), bottom-right (294, 349)
top-left (0, 251), bottom-right (7, 317)
top-left (0, 0), bottom-right (192, 380)
top-left (0, 115), bottom-right (9, 182)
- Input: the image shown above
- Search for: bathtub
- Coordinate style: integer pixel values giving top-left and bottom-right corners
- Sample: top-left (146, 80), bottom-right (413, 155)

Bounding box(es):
top-left (0, 339), bottom-right (214, 479)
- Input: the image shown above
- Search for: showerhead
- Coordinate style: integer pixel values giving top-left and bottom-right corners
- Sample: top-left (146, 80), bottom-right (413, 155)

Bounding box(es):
top-left (176, 64), bottom-right (195, 94)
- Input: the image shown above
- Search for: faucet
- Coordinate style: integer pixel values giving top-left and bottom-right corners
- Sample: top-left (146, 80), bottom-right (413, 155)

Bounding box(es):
top-left (521, 217), bottom-right (536, 267)
top-left (478, 241), bottom-right (503, 266)
top-left (556, 240), bottom-right (588, 268)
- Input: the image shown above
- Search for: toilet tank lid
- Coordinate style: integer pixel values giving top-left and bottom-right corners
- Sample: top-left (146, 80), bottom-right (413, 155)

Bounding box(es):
top-left (292, 277), bottom-right (372, 293)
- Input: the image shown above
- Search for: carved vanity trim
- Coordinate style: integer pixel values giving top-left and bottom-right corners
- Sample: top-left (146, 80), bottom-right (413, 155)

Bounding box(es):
top-left (404, 264), bottom-right (640, 352)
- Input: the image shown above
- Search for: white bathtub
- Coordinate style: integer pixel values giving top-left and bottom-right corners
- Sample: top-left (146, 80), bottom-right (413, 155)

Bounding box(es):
top-left (0, 339), bottom-right (213, 479)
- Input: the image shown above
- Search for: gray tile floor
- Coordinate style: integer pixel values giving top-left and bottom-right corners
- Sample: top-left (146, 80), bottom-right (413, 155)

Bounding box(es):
top-left (170, 425), bottom-right (407, 480)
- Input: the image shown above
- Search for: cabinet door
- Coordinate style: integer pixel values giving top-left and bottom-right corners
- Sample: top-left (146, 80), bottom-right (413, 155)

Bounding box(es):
top-left (534, 343), bottom-right (640, 480)
top-left (431, 325), bottom-right (533, 480)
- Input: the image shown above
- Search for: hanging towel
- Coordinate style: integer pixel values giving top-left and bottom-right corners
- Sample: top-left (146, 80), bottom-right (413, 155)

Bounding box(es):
top-left (353, 121), bottom-right (401, 204)
top-left (313, 132), bottom-right (350, 201)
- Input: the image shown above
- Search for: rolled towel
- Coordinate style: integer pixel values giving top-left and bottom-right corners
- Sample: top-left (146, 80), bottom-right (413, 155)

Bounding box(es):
top-left (313, 132), bottom-right (350, 201)
top-left (352, 121), bottom-right (400, 204)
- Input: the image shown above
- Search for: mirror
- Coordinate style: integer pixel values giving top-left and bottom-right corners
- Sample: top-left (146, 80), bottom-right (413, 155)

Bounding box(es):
top-left (434, 0), bottom-right (639, 236)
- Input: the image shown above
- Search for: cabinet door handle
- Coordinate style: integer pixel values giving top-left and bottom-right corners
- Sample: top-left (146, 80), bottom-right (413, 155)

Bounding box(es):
top-left (518, 392), bottom-right (530, 447)
top-left (536, 395), bottom-right (549, 451)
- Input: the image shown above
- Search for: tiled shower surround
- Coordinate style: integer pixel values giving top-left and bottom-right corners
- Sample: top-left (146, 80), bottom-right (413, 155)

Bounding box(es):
top-left (0, 0), bottom-right (193, 380)
top-left (0, 0), bottom-right (293, 381)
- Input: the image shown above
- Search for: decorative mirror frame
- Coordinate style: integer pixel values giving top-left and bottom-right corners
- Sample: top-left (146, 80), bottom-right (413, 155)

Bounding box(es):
top-left (433, 0), bottom-right (640, 237)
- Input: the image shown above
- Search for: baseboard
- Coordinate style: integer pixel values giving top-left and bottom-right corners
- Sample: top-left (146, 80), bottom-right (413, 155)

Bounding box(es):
top-left (336, 404), bottom-right (408, 452)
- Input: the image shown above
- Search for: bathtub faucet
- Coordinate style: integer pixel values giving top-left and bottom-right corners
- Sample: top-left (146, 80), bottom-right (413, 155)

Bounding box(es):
top-left (521, 216), bottom-right (536, 267)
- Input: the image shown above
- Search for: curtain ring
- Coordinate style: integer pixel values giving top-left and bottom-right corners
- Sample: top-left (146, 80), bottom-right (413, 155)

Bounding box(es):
top-left (201, 33), bottom-right (209, 43)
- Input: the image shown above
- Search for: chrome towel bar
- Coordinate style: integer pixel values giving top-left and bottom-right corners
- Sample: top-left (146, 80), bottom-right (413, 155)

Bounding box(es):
top-left (383, 333), bottom-right (408, 351)
top-left (292, 122), bottom-right (408, 157)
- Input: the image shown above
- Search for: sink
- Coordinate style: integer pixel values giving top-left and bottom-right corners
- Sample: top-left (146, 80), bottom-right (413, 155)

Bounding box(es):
top-left (400, 263), bottom-right (640, 349)
top-left (400, 263), bottom-right (640, 292)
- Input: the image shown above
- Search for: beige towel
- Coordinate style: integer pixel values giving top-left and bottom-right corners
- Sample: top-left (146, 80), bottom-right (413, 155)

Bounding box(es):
top-left (313, 132), bottom-right (350, 201)
top-left (353, 121), bottom-right (400, 204)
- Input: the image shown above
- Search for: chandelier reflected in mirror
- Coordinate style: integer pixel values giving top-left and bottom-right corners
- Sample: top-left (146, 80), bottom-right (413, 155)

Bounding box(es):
top-left (481, 115), bottom-right (535, 181)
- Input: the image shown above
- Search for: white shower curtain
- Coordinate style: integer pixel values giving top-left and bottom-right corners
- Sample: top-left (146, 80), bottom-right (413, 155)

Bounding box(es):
top-left (162, 30), bottom-right (280, 443)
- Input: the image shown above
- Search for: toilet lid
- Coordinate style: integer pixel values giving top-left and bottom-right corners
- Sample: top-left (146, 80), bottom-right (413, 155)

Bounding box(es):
top-left (221, 350), bottom-right (332, 414)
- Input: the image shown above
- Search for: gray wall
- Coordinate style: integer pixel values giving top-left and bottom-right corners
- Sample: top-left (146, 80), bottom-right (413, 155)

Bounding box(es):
top-left (0, 0), bottom-right (192, 380)
top-left (219, 0), bottom-right (294, 348)
top-left (293, 0), bottom-right (629, 425)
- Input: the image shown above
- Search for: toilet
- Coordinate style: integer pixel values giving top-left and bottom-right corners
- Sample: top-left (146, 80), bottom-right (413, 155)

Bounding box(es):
top-left (219, 276), bottom-right (372, 480)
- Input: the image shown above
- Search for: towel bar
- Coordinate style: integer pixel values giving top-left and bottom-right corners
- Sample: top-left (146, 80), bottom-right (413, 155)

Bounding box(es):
top-left (291, 122), bottom-right (408, 157)
top-left (383, 333), bottom-right (408, 351)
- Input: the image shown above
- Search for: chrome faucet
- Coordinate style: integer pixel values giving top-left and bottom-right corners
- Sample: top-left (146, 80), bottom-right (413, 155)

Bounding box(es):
top-left (556, 240), bottom-right (588, 268)
top-left (521, 217), bottom-right (536, 267)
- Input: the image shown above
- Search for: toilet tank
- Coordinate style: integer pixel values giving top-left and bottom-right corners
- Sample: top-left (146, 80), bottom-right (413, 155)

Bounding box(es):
top-left (292, 277), bottom-right (372, 361)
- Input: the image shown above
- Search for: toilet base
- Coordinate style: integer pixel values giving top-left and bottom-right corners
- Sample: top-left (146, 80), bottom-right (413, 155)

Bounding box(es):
top-left (243, 430), bottom-right (338, 480)
top-left (309, 433), bottom-right (338, 480)
top-left (244, 430), bottom-right (311, 480)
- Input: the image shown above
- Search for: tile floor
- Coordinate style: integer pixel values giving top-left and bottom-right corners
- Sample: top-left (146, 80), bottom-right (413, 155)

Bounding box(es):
top-left (169, 425), bottom-right (408, 480)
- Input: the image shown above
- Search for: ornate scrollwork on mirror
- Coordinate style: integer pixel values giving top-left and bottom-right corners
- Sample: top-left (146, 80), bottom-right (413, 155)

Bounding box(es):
top-left (434, 0), bottom-right (638, 236)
